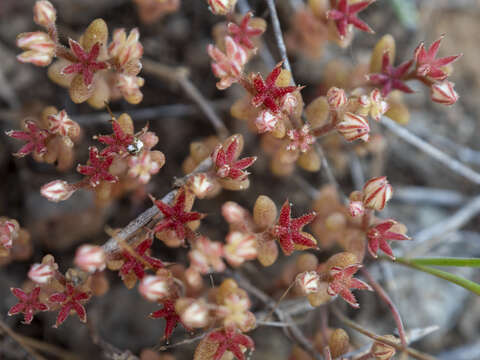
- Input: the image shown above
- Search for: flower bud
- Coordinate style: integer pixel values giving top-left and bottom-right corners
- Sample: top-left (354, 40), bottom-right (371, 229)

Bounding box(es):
top-left (0, 219), bottom-right (19, 250)
top-left (208, 0), bottom-right (237, 15)
top-left (370, 335), bottom-right (398, 360)
top-left (187, 173), bottom-right (217, 199)
top-left (224, 231), bottom-right (258, 267)
top-left (74, 245), bottom-right (106, 273)
top-left (16, 31), bottom-right (55, 66)
top-left (176, 298), bottom-right (210, 328)
top-left (369, 89), bottom-right (389, 121)
top-left (280, 93), bottom-right (299, 115)
top-left (28, 263), bottom-right (54, 284)
top-left (296, 271), bottom-right (320, 294)
top-left (222, 201), bottom-right (249, 224)
top-left (33, 1), bottom-right (56, 28)
top-left (362, 176), bottom-right (392, 211)
top-left (349, 200), bottom-right (364, 217)
top-left (431, 80), bottom-right (458, 106)
top-left (139, 275), bottom-right (171, 302)
top-left (40, 180), bottom-right (77, 202)
top-left (327, 87), bottom-right (347, 110)
top-left (336, 112), bottom-right (370, 142)
top-left (255, 110), bottom-right (278, 134)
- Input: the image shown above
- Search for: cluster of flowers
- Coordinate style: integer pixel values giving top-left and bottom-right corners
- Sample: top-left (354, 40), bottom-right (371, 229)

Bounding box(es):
top-left (17, 0), bottom-right (145, 108)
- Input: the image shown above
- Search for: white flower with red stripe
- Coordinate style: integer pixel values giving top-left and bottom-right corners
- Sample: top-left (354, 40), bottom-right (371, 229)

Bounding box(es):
top-left (41, 180), bottom-right (77, 202)
top-left (0, 219), bottom-right (19, 250)
top-left (327, 87), bottom-right (348, 110)
top-left (16, 31), bottom-right (55, 66)
top-left (337, 112), bottom-right (370, 142)
top-left (286, 125), bottom-right (315, 153)
top-left (189, 236), bottom-right (225, 274)
top-left (33, 1), bottom-right (56, 28)
top-left (47, 110), bottom-right (80, 138)
top-left (139, 275), bottom-right (171, 302)
top-left (296, 271), bottom-right (321, 295)
top-left (224, 231), bottom-right (258, 267)
top-left (431, 80), bottom-right (458, 106)
top-left (368, 89), bottom-right (389, 121)
top-left (108, 28), bottom-right (143, 70)
top-left (255, 109), bottom-right (278, 134)
top-left (362, 176), bottom-right (392, 211)
top-left (207, 0), bottom-right (237, 15)
top-left (28, 263), bottom-right (55, 284)
top-left (74, 245), bottom-right (106, 273)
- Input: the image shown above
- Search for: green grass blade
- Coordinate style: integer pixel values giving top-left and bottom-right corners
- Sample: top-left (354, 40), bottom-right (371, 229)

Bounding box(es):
top-left (408, 257), bottom-right (480, 268)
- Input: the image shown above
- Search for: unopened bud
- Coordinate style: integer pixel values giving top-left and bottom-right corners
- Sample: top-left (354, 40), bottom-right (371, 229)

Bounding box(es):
top-left (139, 275), bottom-right (170, 302)
top-left (255, 110), bottom-right (278, 134)
top-left (33, 1), bottom-right (56, 28)
top-left (362, 176), bottom-right (392, 211)
top-left (176, 298), bottom-right (210, 328)
top-left (41, 180), bottom-right (77, 202)
top-left (349, 201), bottom-right (364, 217)
top-left (370, 335), bottom-right (398, 360)
top-left (16, 31), bottom-right (55, 66)
top-left (431, 80), bottom-right (458, 106)
top-left (74, 245), bottom-right (106, 273)
top-left (208, 0), bottom-right (237, 15)
top-left (296, 271), bottom-right (320, 294)
top-left (336, 112), bottom-right (370, 142)
top-left (28, 263), bottom-right (54, 284)
top-left (327, 87), bottom-right (347, 110)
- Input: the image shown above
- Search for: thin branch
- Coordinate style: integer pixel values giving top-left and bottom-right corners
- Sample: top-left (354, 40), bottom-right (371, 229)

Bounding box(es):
top-left (331, 307), bottom-right (437, 360)
top-left (361, 269), bottom-right (407, 347)
top-left (102, 157), bottom-right (213, 254)
top-left (0, 318), bottom-right (48, 360)
top-left (142, 58), bottom-right (229, 139)
top-left (380, 116), bottom-right (480, 185)
top-left (264, 0), bottom-right (294, 83)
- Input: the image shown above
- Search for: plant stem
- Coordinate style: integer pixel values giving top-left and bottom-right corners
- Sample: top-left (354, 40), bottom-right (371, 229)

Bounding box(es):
top-left (362, 269), bottom-right (407, 347)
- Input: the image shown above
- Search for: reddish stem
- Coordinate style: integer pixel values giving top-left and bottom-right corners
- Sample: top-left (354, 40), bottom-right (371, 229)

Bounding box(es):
top-left (361, 269), bottom-right (407, 347)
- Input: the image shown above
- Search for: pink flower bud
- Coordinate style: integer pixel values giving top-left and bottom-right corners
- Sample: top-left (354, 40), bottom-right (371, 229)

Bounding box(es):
top-left (369, 89), bottom-right (389, 121)
top-left (28, 263), bottom-right (54, 284)
top-left (40, 180), bottom-right (77, 202)
top-left (370, 336), bottom-right (398, 360)
top-left (336, 112), bottom-right (370, 142)
top-left (16, 31), bottom-right (55, 66)
top-left (221, 201), bottom-right (249, 224)
top-left (207, 0), bottom-right (237, 15)
top-left (178, 299), bottom-right (210, 328)
top-left (349, 201), bottom-right (365, 217)
top-left (187, 173), bottom-right (216, 199)
top-left (139, 275), bottom-right (170, 302)
top-left (255, 110), bottom-right (278, 134)
top-left (280, 93), bottom-right (299, 115)
top-left (224, 231), bottom-right (258, 267)
top-left (296, 271), bottom-right (320, 294)
top-left (327, 87), bottom-right (348, 110)
top-left (0, 219), bottom-right (19, 250)
top-left (362, 176), bottom-right (392, 211)
top-left (74, 245), bottom-right (106, 273)
top-left (33, 1), bottom-right (56, 28)
top-left (431, 80), bottom-right (458, 106)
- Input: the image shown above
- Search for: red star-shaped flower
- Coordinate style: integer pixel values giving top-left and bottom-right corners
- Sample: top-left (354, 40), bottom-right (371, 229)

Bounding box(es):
top-left (62, 39), bottom-right (108, 86)
top-left (208, 327), bottom-right (255, 360)
top-left (97, 120), bottom-right (134, 156)
top-left (150, 299), bottom-right (190, 340)
top-left (413, 35), bottom-right (462, 81)
top-left (367, 51), bottom-right (414, 97)
top-left (120, 238), bottom-right (164, 280)
top-left (327, 0), bottom-right (375, 39)
top-left (76, 146), bottom-right (118, 187)
top-left (6, 120), bottom-right (49, 158)
top-left (327, 264), bottom-right (372, 308)
top-left (212, 136), bottom-right (256, 180)
top-left (272, 201), bottom-right (317, 255)
top-left (367, 219), bottom-right (410, 260)
top-left (8, 287), bottom-right (48, 324)
top-left (227, 12), bottom-right (264, 50)
top-left (152, 188), bottom-right (206, 240)
top-left (251, 63), bottom-right (298, 113)
top-left (49, 283), bottom-right (91, 327)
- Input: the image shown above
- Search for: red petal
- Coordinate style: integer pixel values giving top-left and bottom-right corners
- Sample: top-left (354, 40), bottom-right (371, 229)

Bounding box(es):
top-left (11, 288), bottom-right (28, 301)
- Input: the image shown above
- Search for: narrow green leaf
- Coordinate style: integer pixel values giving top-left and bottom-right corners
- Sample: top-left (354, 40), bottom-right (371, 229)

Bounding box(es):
top-left (409, 257), bottom-right (480, 268)
top-left (394, 257), bottom-right (480, 296)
